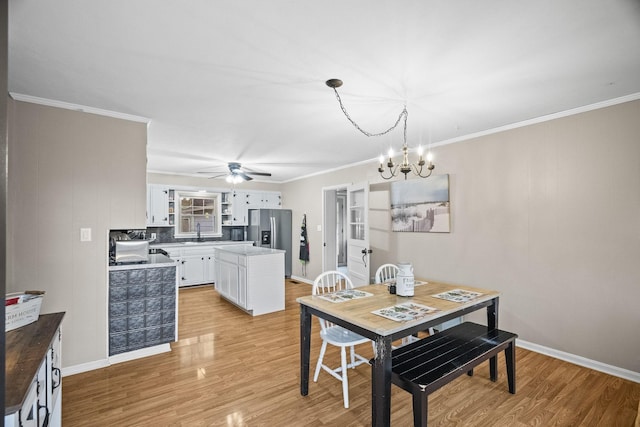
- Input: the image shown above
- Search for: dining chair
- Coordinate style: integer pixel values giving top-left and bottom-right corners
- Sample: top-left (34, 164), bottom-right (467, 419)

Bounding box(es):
top-left (312, 270), bottom-right (374, 408)
top-left (374, 263), bottom-right (399, 284)
top-left (374, 263), bottom-right (436, 339)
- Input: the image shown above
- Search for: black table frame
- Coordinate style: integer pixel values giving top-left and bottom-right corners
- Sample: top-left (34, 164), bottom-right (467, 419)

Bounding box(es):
top-left (299, 295), bottom-right (499, 426)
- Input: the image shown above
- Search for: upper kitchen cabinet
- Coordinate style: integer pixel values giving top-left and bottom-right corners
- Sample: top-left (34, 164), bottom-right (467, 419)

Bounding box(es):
top-left (220, 190), bottom-right (282, 226)
top-left (230, 190), bottom-right (249, 226)
top-left (147, 185), bottom-right (174, 227)
top-left (246, 191), bottom-right (282, 209)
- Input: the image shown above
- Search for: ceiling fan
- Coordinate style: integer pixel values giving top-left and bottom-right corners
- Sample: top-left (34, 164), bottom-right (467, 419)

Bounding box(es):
top-left (198, 162), bottom-right (272, 183)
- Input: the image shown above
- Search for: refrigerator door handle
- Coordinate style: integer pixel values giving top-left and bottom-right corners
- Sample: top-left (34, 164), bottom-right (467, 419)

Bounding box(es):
top-left (271, 216), bottom-right (276, 249)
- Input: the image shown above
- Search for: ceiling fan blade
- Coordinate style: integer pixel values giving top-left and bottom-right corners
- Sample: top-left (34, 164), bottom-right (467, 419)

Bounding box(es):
top-left (238, 172), bottom-right (253, 181)
top-left (244, 171), bottom-right (272, 177)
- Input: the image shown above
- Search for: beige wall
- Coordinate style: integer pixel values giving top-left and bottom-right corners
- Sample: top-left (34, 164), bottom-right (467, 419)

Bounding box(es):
top-left (282, 99), bottom-right (640, 373)
top-left (6, 95), bottom-right (638, 375)
top-left (7, 99), bottom-right (147, 368)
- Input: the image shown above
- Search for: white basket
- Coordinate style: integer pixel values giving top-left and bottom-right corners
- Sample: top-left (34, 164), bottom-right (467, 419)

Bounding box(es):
top-left (5, 293), bottom-right (44, 332)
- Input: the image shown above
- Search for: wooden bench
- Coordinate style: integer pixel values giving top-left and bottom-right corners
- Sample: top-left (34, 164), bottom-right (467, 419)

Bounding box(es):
top-left (391, 321), bottom-right (517, 427)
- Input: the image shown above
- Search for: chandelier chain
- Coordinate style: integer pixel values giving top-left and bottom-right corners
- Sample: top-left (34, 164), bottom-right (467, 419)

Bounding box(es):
top-left (331, 88), bottom-right (408, 144)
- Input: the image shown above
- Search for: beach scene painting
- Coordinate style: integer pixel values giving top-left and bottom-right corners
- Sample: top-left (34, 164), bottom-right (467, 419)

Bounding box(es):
top-left (390, 174), bottom-right (450, 233)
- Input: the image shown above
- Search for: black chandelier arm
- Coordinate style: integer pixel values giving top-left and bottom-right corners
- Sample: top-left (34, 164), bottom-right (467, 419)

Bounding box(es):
top-left (378, 165), bottom-right (398, 180)
top-left (410, 163), bottom-right (435, 178)
top-left (331, 87), bottom-right (408, 138)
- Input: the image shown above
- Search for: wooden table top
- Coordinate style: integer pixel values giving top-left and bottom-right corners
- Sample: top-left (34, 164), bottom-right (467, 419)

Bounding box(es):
top-left (5, 312), bottom-right (65, 415)
top-left (297, 280), bottom-right (500, 337)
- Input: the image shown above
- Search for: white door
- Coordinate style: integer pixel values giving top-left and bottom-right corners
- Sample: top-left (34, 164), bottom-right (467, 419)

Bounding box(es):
top-left (322, 188), bottom-right (338, 272)
top-left (347, 182), bottom-right (370, 287)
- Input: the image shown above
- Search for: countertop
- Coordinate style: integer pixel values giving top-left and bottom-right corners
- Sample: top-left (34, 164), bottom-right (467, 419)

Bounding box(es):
top-left (108, 253), bottom-right (175, 271)
top-left (5, 312), bottom-right (65, 415)
top-left (215, 245), bottom-right (285, 256)
top-left (150, 241), bottom-right (253, 249)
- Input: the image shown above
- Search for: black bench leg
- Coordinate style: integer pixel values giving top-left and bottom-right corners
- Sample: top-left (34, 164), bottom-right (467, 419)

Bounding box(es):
top-left (467, 368), bottom-right (474, 376)
top-left (505, 341), bottom-right (516, 394)
top-left (489, 355), bottom-right (498, 381)
top-left (412, 392), bottom-right (428, 427)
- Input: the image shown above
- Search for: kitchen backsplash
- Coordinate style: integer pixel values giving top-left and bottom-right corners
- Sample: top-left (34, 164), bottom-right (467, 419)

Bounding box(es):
top-left (146, 226), bottom-right (246, 244)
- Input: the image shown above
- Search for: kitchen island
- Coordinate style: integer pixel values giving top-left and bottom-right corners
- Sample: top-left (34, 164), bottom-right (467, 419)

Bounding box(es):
top-left (215, 245), bottom-right (285, 315)
top-left (108, 254), bottom-right (178, 361)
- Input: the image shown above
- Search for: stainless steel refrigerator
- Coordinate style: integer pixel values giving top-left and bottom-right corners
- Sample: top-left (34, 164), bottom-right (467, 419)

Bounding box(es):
top-left (247, 209), bottom-right (292, 277)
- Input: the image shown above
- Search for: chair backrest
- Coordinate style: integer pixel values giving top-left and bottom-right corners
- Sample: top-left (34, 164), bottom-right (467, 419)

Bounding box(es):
top-left (375, 263), bottom-right (398, 284)
top-left (313, 271), bottom-right (354, 331)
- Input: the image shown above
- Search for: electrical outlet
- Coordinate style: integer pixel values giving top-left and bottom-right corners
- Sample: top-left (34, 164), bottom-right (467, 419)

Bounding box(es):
top-left (151, 232), bottom-right (157, 240)
top-left (80, 228), bottom-right (92, 242)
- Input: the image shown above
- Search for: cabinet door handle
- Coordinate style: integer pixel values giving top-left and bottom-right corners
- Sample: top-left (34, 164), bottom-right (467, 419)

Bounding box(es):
top-left (52, 367), bottom-right (62, 390)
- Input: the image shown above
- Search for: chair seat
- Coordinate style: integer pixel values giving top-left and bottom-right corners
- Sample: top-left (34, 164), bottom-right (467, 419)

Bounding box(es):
top-left (321, 325), bottom-right (370, 346)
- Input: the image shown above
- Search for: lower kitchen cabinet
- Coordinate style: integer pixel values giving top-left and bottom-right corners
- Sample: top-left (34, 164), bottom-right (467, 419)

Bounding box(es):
top-left (157, 242), bottom-right (253, 287)
top-left (108, 263), bottom-right (178, 356)
top-left (180, 253), bottom-right (207, 285)
top-left (214, 245), bottom-right (285, 316)
top-left (5, 313), bottom-right (65, 427)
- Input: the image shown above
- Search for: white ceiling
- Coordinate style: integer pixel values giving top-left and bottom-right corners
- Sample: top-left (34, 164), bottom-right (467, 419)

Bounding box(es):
top-left (8, 0), bottom-right (640, 183)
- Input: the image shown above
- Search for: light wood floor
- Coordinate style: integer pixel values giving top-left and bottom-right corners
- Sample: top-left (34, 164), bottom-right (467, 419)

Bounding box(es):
top-left (63, 280), bottom-right (640, 426)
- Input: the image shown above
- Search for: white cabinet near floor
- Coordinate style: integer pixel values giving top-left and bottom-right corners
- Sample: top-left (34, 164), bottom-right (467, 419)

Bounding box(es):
top-left (156, 242), bottom-right (253, 287)
top-left (180, 253), bottom-right (207, 286)
top-left (215, 245), bottom-right (285, 315)
top-left (5, 313), bottom-right (64, 427)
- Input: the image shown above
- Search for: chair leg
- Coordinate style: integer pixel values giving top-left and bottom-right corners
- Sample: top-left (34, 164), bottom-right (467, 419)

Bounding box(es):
top-left (505, 342), bottom-right (516, 394)
top-left (349, 345), bottom-right (356, 368)
top-left (313, 341), bottom-right (328, 382)
top-left (340, 346), bottom-right (350, 408)
top-left (412, 392), bottom-right (427, 427)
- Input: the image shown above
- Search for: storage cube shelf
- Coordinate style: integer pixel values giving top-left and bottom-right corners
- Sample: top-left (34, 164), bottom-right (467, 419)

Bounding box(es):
top-left (108, 266), bottom-right (177, 356)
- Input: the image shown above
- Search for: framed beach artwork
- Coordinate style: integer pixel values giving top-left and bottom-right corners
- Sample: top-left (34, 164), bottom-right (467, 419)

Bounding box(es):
top-left (390, 174), bottom-right (450, 233)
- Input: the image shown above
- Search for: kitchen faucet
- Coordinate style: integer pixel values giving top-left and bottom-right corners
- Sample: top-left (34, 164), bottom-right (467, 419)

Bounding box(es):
top-left (196, 222), bottom-right (201, 240)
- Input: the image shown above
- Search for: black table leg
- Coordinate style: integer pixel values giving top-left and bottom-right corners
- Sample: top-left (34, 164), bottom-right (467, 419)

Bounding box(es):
top-left (371, 335), bottom-right (393, 427)
top-left (487, 297), bottom-right (499, 381)
top-left (300, 305), bottom-right (311, 396)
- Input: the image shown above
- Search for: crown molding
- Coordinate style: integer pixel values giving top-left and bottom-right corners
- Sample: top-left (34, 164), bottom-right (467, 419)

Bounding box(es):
top-left (9, 92), bottom-right (150, 123)
top-left (429, 92), bottom-right (640, 149)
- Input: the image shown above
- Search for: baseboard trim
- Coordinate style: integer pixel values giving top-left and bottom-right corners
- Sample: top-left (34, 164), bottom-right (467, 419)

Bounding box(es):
top-left (108, 344), bottom-right (171, 365)
top-left (62, 344), bottom-right (171, 377)
top-left (62, 359), bottom-right (109, 377)
top-left (289, 275), bottom-right (313, 285)
top-left (517, 339), bottom-right (640, 383)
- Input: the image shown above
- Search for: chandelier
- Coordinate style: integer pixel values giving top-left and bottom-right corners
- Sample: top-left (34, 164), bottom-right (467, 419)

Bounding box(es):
top-left (326, 79), bottom-right (435, 180)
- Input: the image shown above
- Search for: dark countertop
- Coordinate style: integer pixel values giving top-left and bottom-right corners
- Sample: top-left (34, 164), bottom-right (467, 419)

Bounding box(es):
top-left (5, 312), bottom-right (65, 415)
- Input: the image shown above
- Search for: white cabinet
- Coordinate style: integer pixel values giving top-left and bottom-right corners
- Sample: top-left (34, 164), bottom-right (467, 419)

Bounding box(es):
top-left (214, 246), bottom-right (285, 316)
top-left (147, 184), bottom-right (171, 226)
top-left (249, 191), bottom-right (282, 208)
top-left (180, 254), bottom-right (207, 286)
top-left (205, 253), bottom-right (216, 283)
top-left (245, 191), bottom-right (282, 209)
top-left (231, 190), bottom-right (249, 225)
top-left (5, 314), bottom-right (64, 427)
top-left (160, 243), bottom-right (253, 287)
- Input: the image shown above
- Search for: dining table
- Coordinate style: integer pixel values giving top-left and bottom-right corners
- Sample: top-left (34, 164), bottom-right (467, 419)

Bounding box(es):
top-left (298, 279), bottom-right (501, 427)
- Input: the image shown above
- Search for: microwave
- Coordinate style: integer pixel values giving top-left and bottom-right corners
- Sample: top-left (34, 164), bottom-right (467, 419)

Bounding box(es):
top-left (114, 240), bottom-right (149, 264)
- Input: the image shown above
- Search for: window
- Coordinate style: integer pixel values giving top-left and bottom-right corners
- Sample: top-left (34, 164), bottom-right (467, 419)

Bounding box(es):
top-left (175, 191), bottom-right (222, 238)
